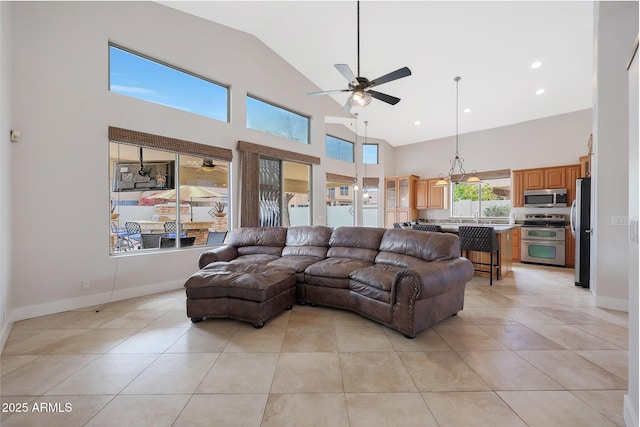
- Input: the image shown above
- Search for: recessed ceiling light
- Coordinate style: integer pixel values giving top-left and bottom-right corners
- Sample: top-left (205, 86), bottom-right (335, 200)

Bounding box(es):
top-left (531, 61), bottom-right (542, 69)
top-left (414, 121), bottom-right (421, 125)
top-left (536, 88), bottom-right (546, 95)
top-left (463, 108), bottom-right (471, 113)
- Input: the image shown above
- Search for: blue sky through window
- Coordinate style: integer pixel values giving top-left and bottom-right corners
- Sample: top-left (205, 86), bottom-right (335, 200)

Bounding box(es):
top-left (109, 45), bottom-right (228, 122)
top-left (326, 135), bottom-right (354, 162)
top-left (246, 96), bottom-right (309, 144)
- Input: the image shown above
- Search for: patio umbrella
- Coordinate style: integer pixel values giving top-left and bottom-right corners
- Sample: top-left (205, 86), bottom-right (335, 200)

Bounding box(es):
top-left (148, 185), bottom-right (224, 221)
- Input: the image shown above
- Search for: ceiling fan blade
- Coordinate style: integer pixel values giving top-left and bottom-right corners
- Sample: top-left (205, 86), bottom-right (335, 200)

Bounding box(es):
top-left (369, 66), bottom-right (412, 88)
top-left (367, 90), bottom-right (401, 105)
top-left (341, 99), bottom-right (352, 113)
top-left (308, 89), bottom-right (350, 96)
top-left (335, 64), bottom-right (357, 85)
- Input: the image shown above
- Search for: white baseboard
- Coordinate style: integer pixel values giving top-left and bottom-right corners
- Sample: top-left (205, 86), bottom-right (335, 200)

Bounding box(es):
top-left (593, 294), bottom-right (629, 312)
top-left (8, 280), bottom-right (184, 323)
top-left (625, 394), bottom-right (639, 427)
top-left (1, 320), bottom-right (13, 353)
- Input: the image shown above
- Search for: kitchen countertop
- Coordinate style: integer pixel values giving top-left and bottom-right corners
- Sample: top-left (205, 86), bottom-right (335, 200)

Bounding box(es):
top-left (434, 223), bottom-right (520, 233)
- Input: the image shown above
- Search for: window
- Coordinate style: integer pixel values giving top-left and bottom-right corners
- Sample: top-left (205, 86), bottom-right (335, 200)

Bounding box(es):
top-left (451, 177), bottom-right (511, 219)
top-left (258, 158), bottom-right (311, 227)
top-left (326, 135), bottom-right (354, 162)
top-left (109, 127), bottom-right (231, 255)
top-left (326, 173), bottom-right (355, 227)
top-left (246, 96), bottom-right (309, 143)
top-left (109, 45), bottom-right (229, 122)
top-left (363, 144), bottom-right (379, 164)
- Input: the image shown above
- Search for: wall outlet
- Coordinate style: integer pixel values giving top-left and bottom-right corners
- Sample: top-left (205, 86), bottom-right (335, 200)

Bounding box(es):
top-left (611, 216), bottom-right (629, 226)
top-left (82, 280), bottom-right (91, 290)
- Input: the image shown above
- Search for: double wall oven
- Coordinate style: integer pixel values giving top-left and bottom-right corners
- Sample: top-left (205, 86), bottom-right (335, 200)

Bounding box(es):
top-left (521, 213), bottom-right (566, 266)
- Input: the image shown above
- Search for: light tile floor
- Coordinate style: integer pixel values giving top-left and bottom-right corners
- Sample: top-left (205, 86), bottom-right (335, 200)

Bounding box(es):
top-left (1, 263), bottom-right (628, 426)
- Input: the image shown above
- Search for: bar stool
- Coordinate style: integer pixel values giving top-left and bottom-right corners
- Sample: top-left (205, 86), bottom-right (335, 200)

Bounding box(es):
top-left (412, 224), bottom-right (443, 232)
top-left (458, 226), bottom-right (499, 285)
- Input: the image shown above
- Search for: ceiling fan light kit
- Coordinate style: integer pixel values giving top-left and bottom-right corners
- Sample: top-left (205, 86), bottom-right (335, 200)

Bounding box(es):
top-left (201, 159), bottom-right (216, 172)
top-left (307, 1), bottom-right (411, 112)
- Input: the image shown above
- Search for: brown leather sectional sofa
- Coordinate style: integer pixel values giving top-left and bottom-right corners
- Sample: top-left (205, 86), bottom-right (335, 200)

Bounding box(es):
top-left (184, 225), bottom-right (474, 338)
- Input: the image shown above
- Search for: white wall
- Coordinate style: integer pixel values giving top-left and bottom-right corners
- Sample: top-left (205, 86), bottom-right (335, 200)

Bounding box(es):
top-left (592, 2), bottom-right (638, 313)
top-left (394, 109), bottom-right (592, 178)
top-left (6, 1), bottom-right (360, 322)
top-left (0, 2), bottom-right (13, 348)
top-left (626, 27), bottom-right (639, 427)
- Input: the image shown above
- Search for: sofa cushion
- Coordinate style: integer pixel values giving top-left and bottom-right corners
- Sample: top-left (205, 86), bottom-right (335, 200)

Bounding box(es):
top-left (184, 263), bottom-right (295, 302)
top-left (284, 225), bottom-right (332, 253)
top-left (326, 226), bottom-right (386, 261)
top-left (350, 264), bottom-right (403, 292)
top-left (304, 257), bottom-right (374, 289)
top-left (377, 229), bottom-right (460, 265)
top-left (268, 255), bottom-right (324, 273)
top-left (227, 226), bottom-right (287, 257)
top-left (229, 254), bottom-right (281, 265)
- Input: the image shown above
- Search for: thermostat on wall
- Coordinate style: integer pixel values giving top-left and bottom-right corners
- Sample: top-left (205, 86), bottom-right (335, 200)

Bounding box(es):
top-left (10, 130), bottom-right (20, 142)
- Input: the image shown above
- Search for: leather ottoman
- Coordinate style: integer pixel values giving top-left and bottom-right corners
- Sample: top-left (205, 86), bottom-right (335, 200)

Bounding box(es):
top-left (183, 262), bottom-right (296, 328)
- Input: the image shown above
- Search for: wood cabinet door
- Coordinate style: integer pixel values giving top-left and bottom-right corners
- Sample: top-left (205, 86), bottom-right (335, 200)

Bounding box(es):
top-left (512, 171), bottom-right (524, 207)
top-left (415, 180), bottom-right (428, 209)
top-left (396, 209), bottom-right (410, 223)
top-left (385, 178), bottom-right (397, 209)
top-left (524, 169), bottom-right (544, 190)
top-left (427, 178), bottom-right (447, 209)
top-left (385, 210), bottom-right (397, 228)
top-left (566, 165), bottom-right (580, 204)
top-left (545, 167), bottom-right (566, 188)
top-left (580, 155), bottom-right (591, 177)
top-left (512, 227), bottom-right (521, 261)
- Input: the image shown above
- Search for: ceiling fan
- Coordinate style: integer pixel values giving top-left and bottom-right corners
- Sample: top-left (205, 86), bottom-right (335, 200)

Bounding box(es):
top-left (183, 158), bottom-right (229, 172)
top-left (308, 1), bottom-right (411, 112)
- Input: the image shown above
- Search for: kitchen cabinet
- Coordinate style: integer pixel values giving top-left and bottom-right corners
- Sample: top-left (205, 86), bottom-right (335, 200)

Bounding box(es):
top-left (566, 165), bottom-right (581, 205)
top-left (524, 169), bottom-right (544, 190)
top-left (580, 155), bottom-right (591, 177)
top-left (513, 164), bottom-right (581, 207)
top-left (512, 227), bottom-right (521, 261)
top-left (385, 175), bottom-right (418, 228)
top-left (545, 167), bottom-right (566, 188)
top-left (566, 228), bottom-right (575, 267)
top-left (512, 171), bottom-right (524, 207)
top-left (416, 178), bottom-right (448, 210)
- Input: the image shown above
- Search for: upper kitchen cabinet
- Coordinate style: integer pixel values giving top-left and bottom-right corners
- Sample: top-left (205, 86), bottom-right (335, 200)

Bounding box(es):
top-left (416, 178), bottom-right (449, 210)
top-left (545, 167), bottom-right (567, 188)
top-left (385, 175), bottom-right (418, 227)
top-left (512, 171), bottom-right (524, 207)
top-left (513, 164), bottom-right (581, 207)
top-left (524, 169), bottom-right (545, 190)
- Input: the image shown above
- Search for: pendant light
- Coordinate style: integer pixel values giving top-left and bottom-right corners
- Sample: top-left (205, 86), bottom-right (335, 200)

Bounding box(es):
top-left (362, 120), bottom-right (370, 201)
top-left (353, 113), bottom-right (359, 191)
top-left (434, 76), bottom-right (480, 187)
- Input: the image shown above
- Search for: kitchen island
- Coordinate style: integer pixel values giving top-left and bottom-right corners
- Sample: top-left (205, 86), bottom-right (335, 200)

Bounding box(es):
top-left (431, 223), bottom-right (520, 280)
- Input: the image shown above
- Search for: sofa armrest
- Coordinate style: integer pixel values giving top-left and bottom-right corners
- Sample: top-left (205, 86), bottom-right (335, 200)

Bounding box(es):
top-left (198, 245), bottom-right (239, 269)
top-left (390, 258), bottom-right (474, 337)
top-left (391, 258), bottom-right (474, 305)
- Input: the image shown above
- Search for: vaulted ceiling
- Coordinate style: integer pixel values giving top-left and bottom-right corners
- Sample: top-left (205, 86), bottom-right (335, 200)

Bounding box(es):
top-left (160, 1), bottom-right (594, 147)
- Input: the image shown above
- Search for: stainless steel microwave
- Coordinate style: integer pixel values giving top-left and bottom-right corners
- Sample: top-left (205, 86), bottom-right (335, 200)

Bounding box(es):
top-left (524, 188), bottom-right (568, 208)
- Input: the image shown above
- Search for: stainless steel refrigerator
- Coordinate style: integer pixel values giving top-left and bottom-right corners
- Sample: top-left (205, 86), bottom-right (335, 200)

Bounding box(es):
top-left (570, 177), bottom-right (591, 288)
